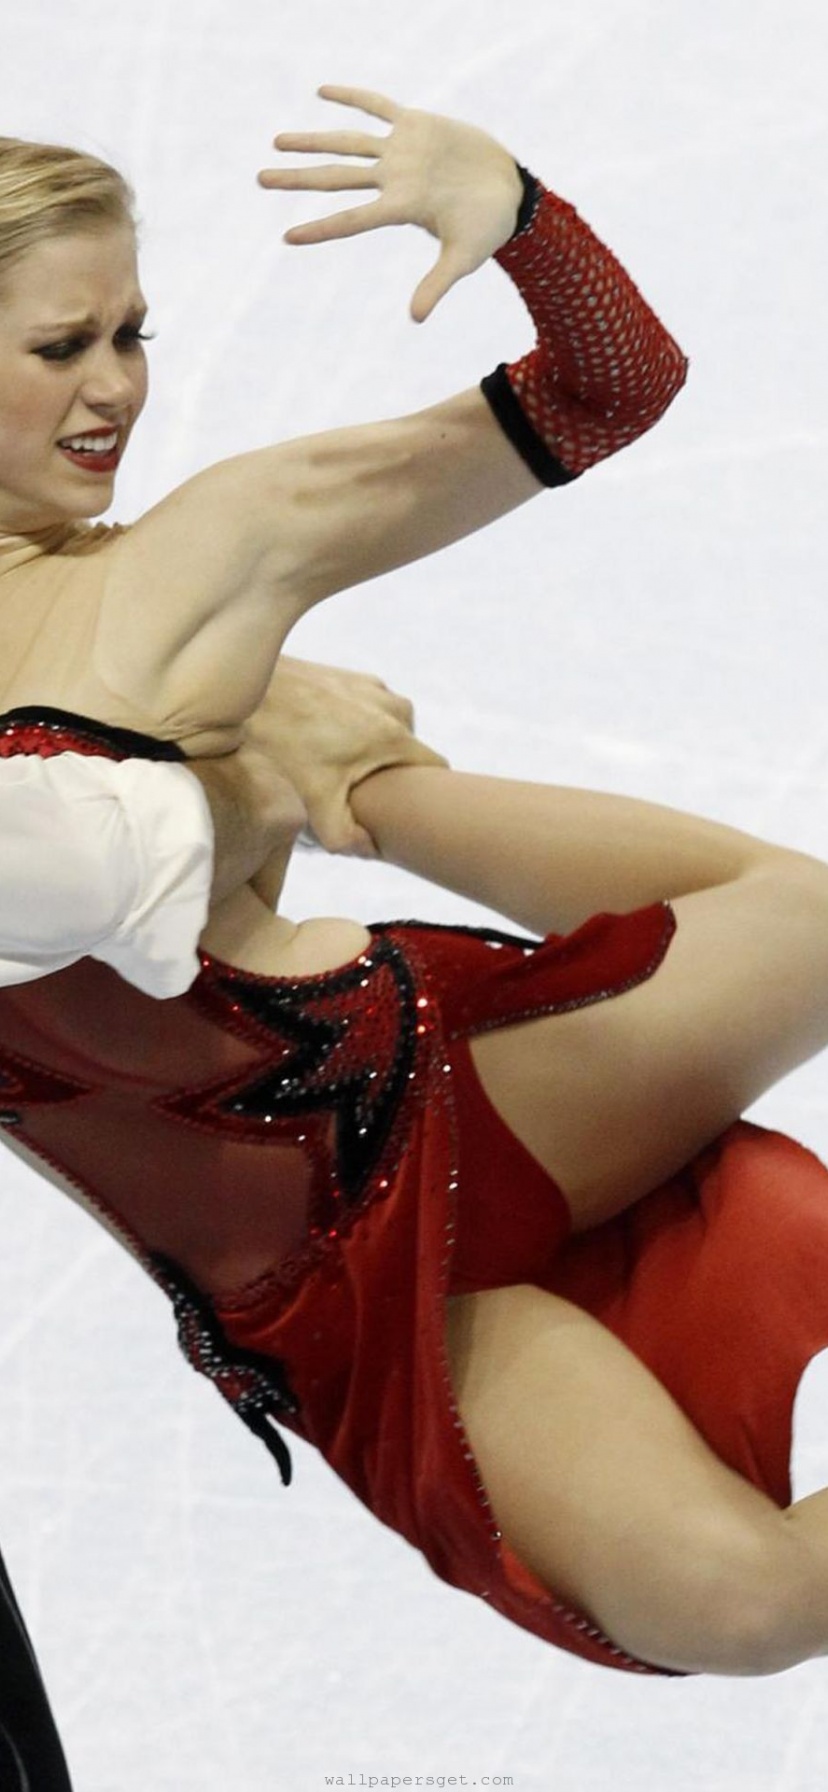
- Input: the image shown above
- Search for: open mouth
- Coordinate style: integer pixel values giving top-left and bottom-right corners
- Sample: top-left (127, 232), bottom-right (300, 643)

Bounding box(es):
top-left (57, 430), bottom-right (121, 473)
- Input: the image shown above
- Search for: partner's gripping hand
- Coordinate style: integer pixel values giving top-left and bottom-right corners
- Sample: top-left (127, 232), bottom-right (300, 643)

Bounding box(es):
top-left (192, 744), bottom-right (306, 905)
top-left (258, 86), bottom-right (523, 322)
top-left (247, 657), bottom-right (447, 856)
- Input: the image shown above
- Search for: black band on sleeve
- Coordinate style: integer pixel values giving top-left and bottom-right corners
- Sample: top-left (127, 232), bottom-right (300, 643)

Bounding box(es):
top-left (480, 366), bottom-right (579, 488)
top-left (512, 165), bottom-right (541, 238)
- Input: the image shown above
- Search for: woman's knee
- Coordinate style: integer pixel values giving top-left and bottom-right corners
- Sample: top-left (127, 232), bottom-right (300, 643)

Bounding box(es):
top-left (606, 1520), bottom-right (811, 1678)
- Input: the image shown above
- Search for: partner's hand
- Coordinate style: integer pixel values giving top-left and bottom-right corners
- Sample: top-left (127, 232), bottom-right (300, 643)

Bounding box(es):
top-left (191, 744), bottom-right (306, 905)
top-left (258, 85), bottom-right (523, 322)
top-left (247, 657), bottom-right (447, 855)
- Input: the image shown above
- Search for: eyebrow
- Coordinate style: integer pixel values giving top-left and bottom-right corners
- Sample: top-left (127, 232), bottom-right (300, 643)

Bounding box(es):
top-left (27, 303), bottom-right (148, 335)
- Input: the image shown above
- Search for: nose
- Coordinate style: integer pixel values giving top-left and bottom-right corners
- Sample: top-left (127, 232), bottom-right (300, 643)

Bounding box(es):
top-left (81, 344), bottom-right (145, 415)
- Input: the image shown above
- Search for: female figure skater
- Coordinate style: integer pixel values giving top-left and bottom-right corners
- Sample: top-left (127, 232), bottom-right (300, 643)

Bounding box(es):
top-left (1, 84), bottom-right (826, 1686)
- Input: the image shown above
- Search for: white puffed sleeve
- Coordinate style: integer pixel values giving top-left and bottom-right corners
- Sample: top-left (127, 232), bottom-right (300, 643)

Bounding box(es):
top-left (0, 754), bottom-right (213, 997)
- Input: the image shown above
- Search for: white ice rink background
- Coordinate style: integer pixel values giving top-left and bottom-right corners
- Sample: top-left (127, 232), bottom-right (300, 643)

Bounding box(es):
top-left (2, 2), bottom-right (828, 1787)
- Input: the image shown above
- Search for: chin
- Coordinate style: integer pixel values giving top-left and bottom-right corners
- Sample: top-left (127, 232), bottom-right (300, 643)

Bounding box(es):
top-left (24, 488), bottom-right (114, 531)
top-left (63, 485), bottom-right (117, 523)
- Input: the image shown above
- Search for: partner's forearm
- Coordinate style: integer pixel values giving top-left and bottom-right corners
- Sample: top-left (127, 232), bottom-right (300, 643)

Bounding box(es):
top-left (351, 765), bottom-right (796, 935)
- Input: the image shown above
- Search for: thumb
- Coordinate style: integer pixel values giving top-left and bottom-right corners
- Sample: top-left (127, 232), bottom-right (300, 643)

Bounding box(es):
top-left (410, 243), bottom-right (468, 323)
top-left (306, 798), bottom-right (379, 857)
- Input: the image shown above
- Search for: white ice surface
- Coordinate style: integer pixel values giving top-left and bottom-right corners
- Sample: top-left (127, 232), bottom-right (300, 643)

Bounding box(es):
top-left (3, 1), bottom-right (828, 1787)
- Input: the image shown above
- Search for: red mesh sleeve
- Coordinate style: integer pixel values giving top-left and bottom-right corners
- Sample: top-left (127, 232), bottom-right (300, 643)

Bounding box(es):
top-left (481, 171), bottom-right (688, 484)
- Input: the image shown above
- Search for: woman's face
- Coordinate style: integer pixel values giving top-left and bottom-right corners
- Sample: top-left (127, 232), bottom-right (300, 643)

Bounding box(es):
top-left (0, 223), bottom-right (148, 532)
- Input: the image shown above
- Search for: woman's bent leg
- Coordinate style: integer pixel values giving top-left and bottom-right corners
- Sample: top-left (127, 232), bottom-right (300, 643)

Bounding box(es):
top-left (446, 1283), bottom-right (828, 1677)
top-left (356, 766), bottom-right (828, 1222)
top-left (470, 860), bottom-right (828, 1226)
top-left (0, 1542), bottom-right (74, 1789)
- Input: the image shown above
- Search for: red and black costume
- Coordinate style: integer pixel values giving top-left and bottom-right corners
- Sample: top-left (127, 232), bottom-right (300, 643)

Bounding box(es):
top-left (0, 713), bottom-right (671, 1674)
top-left (4, 715), bottom-right (828, 1680)
top-left (0, 176), bottom-right (760, 1681)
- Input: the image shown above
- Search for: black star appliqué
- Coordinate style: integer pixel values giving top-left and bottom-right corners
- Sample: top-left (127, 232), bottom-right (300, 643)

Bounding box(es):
top-left (162, 935), bottom-right (421, 1207)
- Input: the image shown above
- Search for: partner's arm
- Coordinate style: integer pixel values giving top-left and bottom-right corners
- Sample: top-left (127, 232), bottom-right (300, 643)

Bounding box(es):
top-left (246, 654), bottom-right (446, 855)
top-left (0, 660), bottom-right (441, 994)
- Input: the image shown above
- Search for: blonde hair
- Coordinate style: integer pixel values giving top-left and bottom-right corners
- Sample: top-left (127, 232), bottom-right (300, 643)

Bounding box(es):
top-left (0, 137), bottom-right (134, 292)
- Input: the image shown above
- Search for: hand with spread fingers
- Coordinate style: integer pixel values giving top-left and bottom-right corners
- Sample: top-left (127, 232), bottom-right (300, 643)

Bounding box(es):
top-left (258, 84), bottom-right (524, 322)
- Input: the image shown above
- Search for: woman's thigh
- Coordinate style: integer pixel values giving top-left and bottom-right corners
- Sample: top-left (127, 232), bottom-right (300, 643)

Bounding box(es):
top-left (469, 865), bottom-right (828, 1228)
top-left (445, 1282), bottom-right (821, 1676)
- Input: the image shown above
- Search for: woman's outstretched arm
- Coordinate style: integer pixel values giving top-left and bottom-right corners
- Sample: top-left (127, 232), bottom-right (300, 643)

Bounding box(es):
top-left (94, 89), bottom-right (686, 739)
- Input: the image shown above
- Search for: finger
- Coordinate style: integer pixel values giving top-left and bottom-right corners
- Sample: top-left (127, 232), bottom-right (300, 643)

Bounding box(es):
top-left (271, 130), bottom-right (386, 158)
top-left (258, 164), bottom-right (379, 194)
top-left (345, 822), bottom-right (379, 858)
top-left (317, 85), bottom-right (401, 124)
top-left (310, 807), bottom-right (379, 857)
top-left (283, 198), bottom-right (389, 246)
top-left (385, 694), bottom-right (416, 729)
top-left (383, 741), bottom-right (449, 770)
top-left (407, 743), bottom-right (450, 769)
top-left (410, 244), bottom-right (470, 322)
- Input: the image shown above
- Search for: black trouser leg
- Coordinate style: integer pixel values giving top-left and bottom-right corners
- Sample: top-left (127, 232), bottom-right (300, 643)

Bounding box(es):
top-left (0, 1543), bottom-right (73, 1791)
